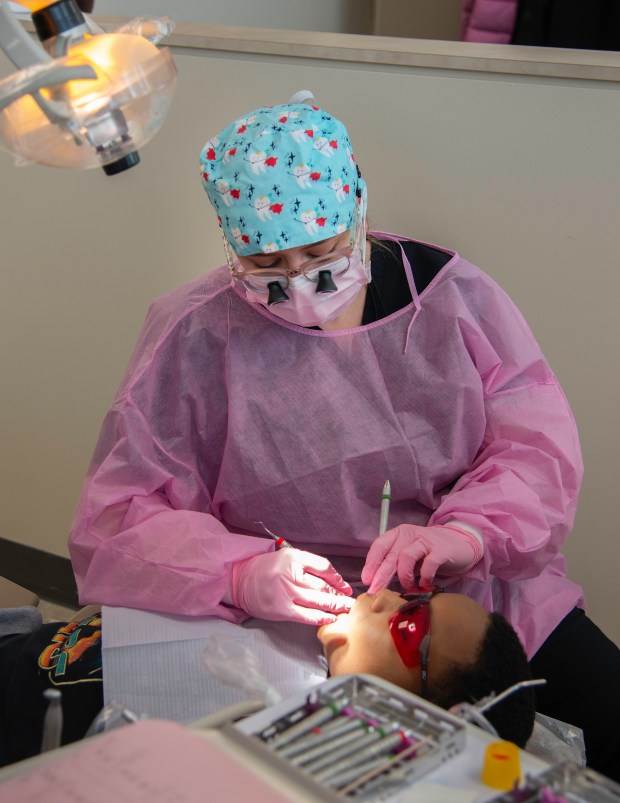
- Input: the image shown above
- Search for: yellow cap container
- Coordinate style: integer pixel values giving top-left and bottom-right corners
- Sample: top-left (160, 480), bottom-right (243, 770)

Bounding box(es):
top-left (480, 740), bottom-right (522, 790)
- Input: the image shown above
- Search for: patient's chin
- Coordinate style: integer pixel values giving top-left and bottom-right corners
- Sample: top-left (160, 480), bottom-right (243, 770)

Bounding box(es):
top-left (318, 630), bottom-right (348, 665)
top-left (318, 611), bottom-right (349, 637)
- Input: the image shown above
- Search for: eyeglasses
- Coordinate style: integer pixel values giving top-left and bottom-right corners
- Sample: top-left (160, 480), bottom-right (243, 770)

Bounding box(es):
top-left (223, 207), bottom-right (367, 301)
top-left (388, 586), bottom-right (444, 697)
top-left (232, 248), bottom-right (353, 295)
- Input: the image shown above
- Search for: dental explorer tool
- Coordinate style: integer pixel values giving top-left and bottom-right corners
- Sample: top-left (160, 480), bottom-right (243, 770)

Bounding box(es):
top-left (255, 521), bottom-right (292, 549)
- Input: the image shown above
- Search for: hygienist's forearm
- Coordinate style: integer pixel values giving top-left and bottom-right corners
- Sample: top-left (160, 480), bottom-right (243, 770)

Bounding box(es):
top-left (430, 383), bottom-right (582, 583)
top-left (70, 507), bottom-right (272, 617)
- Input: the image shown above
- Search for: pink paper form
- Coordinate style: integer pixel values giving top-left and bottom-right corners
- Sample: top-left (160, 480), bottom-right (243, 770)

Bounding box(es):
top-left (1, 718), bottom-right (294, 802)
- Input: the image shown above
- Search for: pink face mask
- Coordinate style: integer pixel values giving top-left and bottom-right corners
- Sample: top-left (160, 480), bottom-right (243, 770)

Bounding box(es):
top-left (242, 240), bottom-right (370, 328)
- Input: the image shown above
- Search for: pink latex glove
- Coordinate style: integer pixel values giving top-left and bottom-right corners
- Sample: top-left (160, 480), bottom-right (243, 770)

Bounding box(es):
top-left (361, 524), bottom-right (483, 593)
top-left (230, 548), bottom-right (354, 625)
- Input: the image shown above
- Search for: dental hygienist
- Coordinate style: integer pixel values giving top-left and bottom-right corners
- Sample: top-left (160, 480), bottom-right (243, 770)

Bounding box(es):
top-left (69, 95), bottom-right (620, 778)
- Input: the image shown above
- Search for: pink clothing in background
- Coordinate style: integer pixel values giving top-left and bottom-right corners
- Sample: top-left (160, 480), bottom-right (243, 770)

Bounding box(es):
top-left (68, 232), bottom-right (584, 659)
top-left (460, 0), bottom-right (519, 43)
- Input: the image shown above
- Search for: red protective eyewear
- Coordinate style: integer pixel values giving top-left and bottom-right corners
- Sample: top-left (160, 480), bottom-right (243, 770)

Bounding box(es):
top-left (388, 586), bottom-right (444, 696)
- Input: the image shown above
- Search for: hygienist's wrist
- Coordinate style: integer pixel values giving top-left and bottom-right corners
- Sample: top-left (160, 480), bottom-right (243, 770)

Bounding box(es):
top-left (443, 521), bottom-right (484, 569)
top-left (445, 520), bottom-right (483, 550)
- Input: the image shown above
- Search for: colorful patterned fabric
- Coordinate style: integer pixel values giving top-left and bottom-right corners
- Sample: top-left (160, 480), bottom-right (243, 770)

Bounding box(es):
top-left (0, 616), bottom-right (103, 766)
top-left (199, 103), bottom-right (366, 255)
top-left (38, 613), bottom-right (102, 686)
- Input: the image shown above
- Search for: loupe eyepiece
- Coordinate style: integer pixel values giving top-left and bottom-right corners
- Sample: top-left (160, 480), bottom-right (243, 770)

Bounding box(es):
top-left (267, 281), bottom-right (290, 305)
top-left (316, 269), bottom-right (338, 294)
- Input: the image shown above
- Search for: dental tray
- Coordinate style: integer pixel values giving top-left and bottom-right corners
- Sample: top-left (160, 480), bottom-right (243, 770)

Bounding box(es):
top-left (224, 674), bottom-right (467, 801)
top-left (488, 760), bottom-right (620, 802)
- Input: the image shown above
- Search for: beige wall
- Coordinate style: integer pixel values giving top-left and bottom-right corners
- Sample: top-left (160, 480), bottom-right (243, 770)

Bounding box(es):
top-left (373, 0), bottom-right (461, 39)
top-left (90, 0), bottom-right (374, 33)
top-left (1, 27), bottom-right (619, 644)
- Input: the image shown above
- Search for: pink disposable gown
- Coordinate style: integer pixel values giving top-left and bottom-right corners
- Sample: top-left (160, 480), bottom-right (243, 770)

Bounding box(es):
top-left (69, 232), bottom-right (584, 658)
top-left (460, 0), bottom-right (519, 44)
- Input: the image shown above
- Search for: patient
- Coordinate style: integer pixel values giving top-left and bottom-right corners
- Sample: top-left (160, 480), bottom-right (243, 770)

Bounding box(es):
top-left (0, 589), bottom-right (535, 767)
top-left (317, 588), bottom-right (536, 748)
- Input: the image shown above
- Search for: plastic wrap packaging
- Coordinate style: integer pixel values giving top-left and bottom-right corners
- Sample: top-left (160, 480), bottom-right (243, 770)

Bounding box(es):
top-left (115, 17), bottom-right (176, 45)
top-left (525, 711), bottom-right (587, 767)
top-left (203, 634), bottom-right (283, 707)
top-left (81, 14), bottom-right (175, 43)
top-left (84, 699), bottom-right (149, 736)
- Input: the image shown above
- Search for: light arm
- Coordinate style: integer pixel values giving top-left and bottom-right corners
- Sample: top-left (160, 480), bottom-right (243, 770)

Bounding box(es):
top-left (0, 0), bottom-right (51, 68)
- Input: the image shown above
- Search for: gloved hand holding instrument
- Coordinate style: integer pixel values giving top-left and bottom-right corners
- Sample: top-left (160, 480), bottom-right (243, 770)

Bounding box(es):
top-left (362, 523), bottom-right (483, 592)
top-left (229, 522), bottom-right (354, 625)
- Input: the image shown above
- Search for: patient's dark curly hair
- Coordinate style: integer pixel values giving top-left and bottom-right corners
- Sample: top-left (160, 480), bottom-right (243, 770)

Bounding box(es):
top-left (425, 612), bottom-right (536, 748)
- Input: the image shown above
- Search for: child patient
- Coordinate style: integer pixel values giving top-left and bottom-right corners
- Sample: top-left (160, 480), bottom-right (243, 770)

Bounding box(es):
top-left (317, 587), bottom-right (536, 748)
top-left (0, 588), bottom-right (535, 767)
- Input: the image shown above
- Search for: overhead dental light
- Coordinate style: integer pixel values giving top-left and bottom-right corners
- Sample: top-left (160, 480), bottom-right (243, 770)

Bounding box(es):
top-left (0, 0), bottom-right (178, 174)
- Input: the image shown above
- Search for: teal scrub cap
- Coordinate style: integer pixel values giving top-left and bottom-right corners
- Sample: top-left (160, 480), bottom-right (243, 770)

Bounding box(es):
top-left (199, 99), bottom-right (366, 255)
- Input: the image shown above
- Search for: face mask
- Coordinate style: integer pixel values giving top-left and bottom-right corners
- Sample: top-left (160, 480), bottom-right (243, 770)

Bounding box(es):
top-left (243, 240), bottom-right (370, 328)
